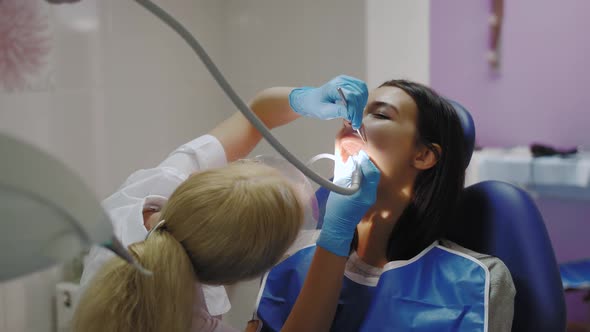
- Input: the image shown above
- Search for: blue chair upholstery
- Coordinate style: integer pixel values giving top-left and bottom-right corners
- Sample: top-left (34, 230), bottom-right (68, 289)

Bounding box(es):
top-left (560, 259), bottom-right (590, 291)
top-left (447, 181), bottom-right (566, 331)
top-left (447, 99), bottom-right (476, 169)
top-left (314, 99), bottom-right (566, 331)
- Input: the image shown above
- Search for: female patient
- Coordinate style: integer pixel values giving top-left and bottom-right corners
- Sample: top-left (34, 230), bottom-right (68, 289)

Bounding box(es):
top-left (255, 76), bottom-right (516, 331)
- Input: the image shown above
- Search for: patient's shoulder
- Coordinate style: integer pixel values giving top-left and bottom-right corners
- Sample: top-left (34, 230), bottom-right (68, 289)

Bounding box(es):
top-left (439, 239), bottom-right (516, 295)
top-left (438, 239), bottom-right (516, 330)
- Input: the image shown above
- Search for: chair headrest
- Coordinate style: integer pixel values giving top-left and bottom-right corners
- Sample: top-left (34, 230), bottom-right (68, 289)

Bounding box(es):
top-left (446, 99), bottom-right (476, 169)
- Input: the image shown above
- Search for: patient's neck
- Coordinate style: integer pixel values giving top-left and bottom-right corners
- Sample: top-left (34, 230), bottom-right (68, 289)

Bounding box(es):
top-left (355, 185), bottom-right (412, 268)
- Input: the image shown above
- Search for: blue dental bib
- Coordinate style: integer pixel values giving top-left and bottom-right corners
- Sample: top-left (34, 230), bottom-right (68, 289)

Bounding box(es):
top-left (257, 241), bottom-right (489, 332)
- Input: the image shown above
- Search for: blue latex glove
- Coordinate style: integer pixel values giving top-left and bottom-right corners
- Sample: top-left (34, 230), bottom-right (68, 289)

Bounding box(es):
top-left (289, 75), bottom-right (368, 130)
top-left (317, 151), bottom-right (381, 256)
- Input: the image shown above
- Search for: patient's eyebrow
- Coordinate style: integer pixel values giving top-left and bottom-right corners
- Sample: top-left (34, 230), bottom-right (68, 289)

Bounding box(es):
top-left (367, 101), bottom-right (400, 116)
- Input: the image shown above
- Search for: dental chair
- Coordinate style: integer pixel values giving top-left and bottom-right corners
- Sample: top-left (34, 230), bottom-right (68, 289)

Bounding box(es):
top-left (315, 100), bottom-right (566, 331)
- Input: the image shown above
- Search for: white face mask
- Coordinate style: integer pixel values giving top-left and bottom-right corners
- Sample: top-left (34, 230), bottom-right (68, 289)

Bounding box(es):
top-left (251, 155), bottom-right (319, 229)
top-left (249, 154), bottom-right (321, 260)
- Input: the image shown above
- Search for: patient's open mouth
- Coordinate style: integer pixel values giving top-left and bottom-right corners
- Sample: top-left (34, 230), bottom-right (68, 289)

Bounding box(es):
top-left (338, 135), bottom-right (365, 162)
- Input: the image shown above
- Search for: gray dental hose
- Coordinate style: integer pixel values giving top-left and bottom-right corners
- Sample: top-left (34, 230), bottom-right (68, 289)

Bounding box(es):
top-left (134, 0), bottom-right (361, 195)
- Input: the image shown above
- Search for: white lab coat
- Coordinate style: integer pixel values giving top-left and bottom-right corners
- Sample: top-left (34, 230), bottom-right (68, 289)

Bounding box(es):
top-left (80, 134), bottom-right (231, 317)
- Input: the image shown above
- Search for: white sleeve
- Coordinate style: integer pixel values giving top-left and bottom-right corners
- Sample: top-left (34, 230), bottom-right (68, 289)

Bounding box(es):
top-left (193, 284), bottom-right (238, 332)
top-left (107, 135), bottom-right (228, 204)
top-left (157, 134), bottom-right (227, 177)
top-left (89, 135), bottom-right (231, 314)
top-left (202, 284), bottom-right (231, 317)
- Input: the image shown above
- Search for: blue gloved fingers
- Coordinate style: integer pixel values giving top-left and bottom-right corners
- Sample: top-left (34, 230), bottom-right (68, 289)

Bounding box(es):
top-left (341, 79), bottom-right (368, 130)
top-left (355, 151), bottom-right (381, 194)
top-left (289, 87), bottom-right (347, 120)
top-left (334, 154), bottom-right (356, 186)
top-left (330, 76), bottom-right (368, 129)
top-left (288, 87), bottom-right (314, 117)
top-left (318, 150), bottom-right (381, 256)
top-left (288, 75), bottom-right (368, 125)
top-left (321, 79), bottom-right (350, 119)
top-left (333, 150), bottom-right (380, 201)
top-left (319, 102), bottom-right (348, 120)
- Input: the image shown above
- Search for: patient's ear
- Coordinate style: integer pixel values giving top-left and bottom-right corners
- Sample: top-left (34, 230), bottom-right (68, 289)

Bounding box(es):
top-left (412, 143), bottom-right (441, 170)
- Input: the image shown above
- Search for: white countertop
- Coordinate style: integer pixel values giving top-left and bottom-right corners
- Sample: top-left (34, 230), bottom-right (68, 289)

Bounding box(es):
top-left (466, 147), bottom-right (590, 200)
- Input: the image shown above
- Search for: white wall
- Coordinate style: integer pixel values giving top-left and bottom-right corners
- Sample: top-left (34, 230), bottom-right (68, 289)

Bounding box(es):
top-left (219, 0), bottom-right (366, 327)
top-left (1, 0), bottom-right (227, 331)
top-left (220, 0), bottom-right (366, 169)
top-left (1, 1), bottom-right (108, 330)
top-left (99, 0), bottom-right (230, 196)
top-left (366, 0), bottom-right (430, 87)
top-left (0, 0), bottom-right (429, 330)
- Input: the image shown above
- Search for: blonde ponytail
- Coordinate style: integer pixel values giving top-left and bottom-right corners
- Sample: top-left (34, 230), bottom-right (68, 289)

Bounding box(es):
top-left (73, 161), bottom-right (304, 330)
top-left (160, 161), bottom-right (304, 284)
top-left (73, 231), bottom-right (195, 332)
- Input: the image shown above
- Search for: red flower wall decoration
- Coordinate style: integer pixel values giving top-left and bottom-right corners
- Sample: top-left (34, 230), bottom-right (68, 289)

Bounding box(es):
top-left (0, 0), bottom-right (51, 92)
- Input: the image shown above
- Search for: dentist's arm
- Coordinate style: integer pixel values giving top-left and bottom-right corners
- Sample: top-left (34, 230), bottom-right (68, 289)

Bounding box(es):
top-left (280, 248), bottom-right (348, 332)
top-left (210, 75), bottom-right (367, 163)
top-left (209, 87), bottom-right (299, 162)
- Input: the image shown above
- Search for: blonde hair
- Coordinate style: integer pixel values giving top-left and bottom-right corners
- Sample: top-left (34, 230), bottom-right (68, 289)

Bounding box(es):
top-left (73, 161), bottom-right (304, 332)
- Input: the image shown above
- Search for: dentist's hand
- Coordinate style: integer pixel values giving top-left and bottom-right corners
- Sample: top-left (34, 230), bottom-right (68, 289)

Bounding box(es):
top-left (317, 151), bottom-right (380, 256)
top-left (289, 75), bottom-right (368, 130)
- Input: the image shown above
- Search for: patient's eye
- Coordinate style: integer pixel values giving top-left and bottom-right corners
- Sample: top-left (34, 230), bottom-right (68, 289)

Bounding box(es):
top-left (372, 112), bottom-right (390, 120)
top-left (367, 102), bottom-right (396, 120)
top-left (369, 106), bottom-right (392, 120)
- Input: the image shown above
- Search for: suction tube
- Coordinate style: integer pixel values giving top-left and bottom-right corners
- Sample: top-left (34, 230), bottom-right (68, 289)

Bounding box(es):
top-left (134, 0), bottom-right (360, 195)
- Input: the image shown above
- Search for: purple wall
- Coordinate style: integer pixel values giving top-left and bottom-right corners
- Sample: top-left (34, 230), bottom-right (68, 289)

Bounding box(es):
top-left (430, 0), bottom-right (590, 148)
top-left (430, 0), bottom-right (590, 324)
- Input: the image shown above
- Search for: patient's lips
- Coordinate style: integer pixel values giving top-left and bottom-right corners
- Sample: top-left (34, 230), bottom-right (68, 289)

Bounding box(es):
top-left (342, 139), bottom-right (363, 156)
top-left (339, 134), bottom-right (365, 161)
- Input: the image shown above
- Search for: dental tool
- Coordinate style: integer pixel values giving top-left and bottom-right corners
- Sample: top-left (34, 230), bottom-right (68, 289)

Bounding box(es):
top-left (134, 0), bottom-right (361, 196)
top-left (306, 153), bottom-right (362, 192)
top-left (306, 153), bottom-right (336, 166)
top-left (337, 87), bottom-right (367, 143)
